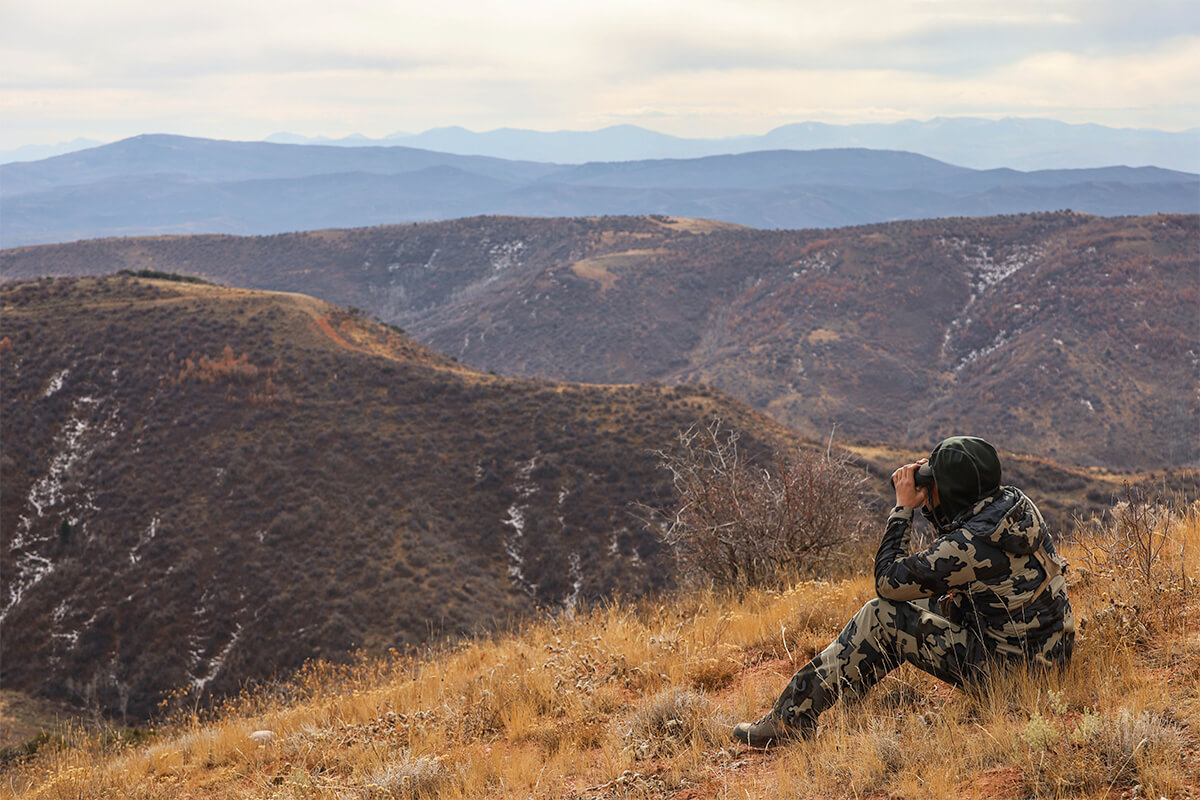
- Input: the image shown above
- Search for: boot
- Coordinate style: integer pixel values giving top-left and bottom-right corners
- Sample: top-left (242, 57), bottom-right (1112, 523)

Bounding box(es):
top-left (731, 711), bottom-right (813, 748)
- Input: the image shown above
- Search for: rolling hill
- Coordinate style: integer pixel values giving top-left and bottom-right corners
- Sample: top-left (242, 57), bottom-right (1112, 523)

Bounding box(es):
top-left (3, 272), bottom-right (1189, 729)
top-left (5, 212), bottom-right (1195, 470)
top-left (0, 274), bottom-right (812, 719)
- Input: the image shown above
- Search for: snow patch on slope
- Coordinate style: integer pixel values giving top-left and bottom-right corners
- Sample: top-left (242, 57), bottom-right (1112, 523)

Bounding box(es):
top-left (790, 248), bottom-right (837, 278)
top-left (489, 240), bottom-right (526, 272)
top-left (936, 237), bottom-right (1044, 371)
top-left (42, 368), bottom-right (69, 398)
top-left (187, 583), bottom-right (248, 692)
top-left (25, 397), bottom-right (98, 518)
top-left (501, 456), bottom-right (540, 597)
top-left (563, 553), bottom-right (584, 616)
top-left (191, 623), bottom-right (244, 692)
top-left (129, 516), bottom-right (161, 565)
top-left (4, 394), bottom-right (119, 624)
top-left (500, 457), bottom-right (590, 611)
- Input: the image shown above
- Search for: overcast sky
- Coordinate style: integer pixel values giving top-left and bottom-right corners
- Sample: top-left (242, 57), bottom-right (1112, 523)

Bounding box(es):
top-left (2, 0), bottom-right (1198, 149)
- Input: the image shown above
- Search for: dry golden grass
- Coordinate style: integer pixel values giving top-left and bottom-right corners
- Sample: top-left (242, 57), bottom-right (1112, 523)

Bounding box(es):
top-left (569, 250), bottom-right (667, 292)
top-left (646, 217), bottom-right (752, 234)
top-left (5, 504), bottom-right (1198, 799)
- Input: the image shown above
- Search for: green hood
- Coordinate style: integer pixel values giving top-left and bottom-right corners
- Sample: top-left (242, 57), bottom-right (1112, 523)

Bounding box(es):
top-left (928, 435), bottom-right (1002, 523)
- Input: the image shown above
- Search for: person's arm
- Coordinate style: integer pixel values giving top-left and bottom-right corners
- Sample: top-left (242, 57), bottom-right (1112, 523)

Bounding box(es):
top-left (874, 511), bottom-right (976, 601)
top-left (875, 461), bottom-right (976, 601)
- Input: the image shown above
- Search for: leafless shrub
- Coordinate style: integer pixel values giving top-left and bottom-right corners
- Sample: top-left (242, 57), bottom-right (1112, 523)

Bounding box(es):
top-left (622, 687), bottom-right (718, 759)
top-left (1090, 709), bottom-right (1183, 774)
top-left (1112, 485), bottom-right (1172, 585)
top-left (1075, 486), bottom-right (1197, 643)
top-left (364, 753), bottom-right (451, 799)
top-left (647, 419), bottom-right (869, 588)
top-left (1078, 483), bottom-right (1175, 586)
top-left (1022, 707), bottom-right (1186, 795)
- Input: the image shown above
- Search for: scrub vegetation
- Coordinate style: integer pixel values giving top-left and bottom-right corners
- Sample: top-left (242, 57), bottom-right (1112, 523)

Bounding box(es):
top-left (3, 274), bottom-right (1196, 799)
top-left (3, 491), bottom-right (1196, 799)
top-left (0, 276), bottom-right (802, 721)
top-left (4, 212), bottom-right (1195, 469)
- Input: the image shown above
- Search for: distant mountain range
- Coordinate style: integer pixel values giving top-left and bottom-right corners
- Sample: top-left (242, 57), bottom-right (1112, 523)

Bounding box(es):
top-left (6, 212), bottom-right (1195, 471)
top-left (264, 118), bottom-right (1200, 173)
top-left (0, 138), bottom-right (105, 165)
top-left (7, 119), bottom-right (1196, 173)
top-left (1, 134), bottom-right (1196, 247)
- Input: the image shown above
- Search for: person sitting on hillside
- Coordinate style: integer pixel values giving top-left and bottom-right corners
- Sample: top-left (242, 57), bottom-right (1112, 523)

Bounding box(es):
top-left (733, 435), bottom-right (1075, 747)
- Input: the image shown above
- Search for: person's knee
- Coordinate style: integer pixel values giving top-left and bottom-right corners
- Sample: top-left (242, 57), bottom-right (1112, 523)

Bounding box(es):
top-left (849, 597), bottom-right (913, 646)
top-left (859, 596), bottom-right (902, 623)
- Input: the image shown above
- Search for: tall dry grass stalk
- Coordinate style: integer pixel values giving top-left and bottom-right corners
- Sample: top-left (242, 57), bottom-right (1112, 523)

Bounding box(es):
top-left (4, 503), bottom-right (1197, 799)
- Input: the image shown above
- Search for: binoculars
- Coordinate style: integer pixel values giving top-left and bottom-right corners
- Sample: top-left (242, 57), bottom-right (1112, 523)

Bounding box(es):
top-left (890, 465), bottom-right (935, 490)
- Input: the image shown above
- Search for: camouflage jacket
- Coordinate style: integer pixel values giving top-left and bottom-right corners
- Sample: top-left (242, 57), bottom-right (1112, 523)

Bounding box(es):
top-left (875, 487), bottom-right (1075, 666)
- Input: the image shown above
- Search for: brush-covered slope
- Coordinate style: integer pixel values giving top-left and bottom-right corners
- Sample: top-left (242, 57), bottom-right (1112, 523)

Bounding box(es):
top-left (6, 506), bottom-right (1199, 800)
top-left (4, 213), bottom-right (1195, 469)
top-left (0, 275), bottom-right (806, 720)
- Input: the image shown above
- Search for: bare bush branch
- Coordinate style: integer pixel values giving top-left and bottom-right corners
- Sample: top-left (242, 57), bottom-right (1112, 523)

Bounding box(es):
top-left (1078, 482), bottom-right (1174, 587)
top-left (645, 419), bottom-right (869, 588)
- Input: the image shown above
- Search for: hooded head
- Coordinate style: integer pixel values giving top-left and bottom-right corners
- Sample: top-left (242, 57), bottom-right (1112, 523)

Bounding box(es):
top-left (925, 435), bottom-right (1002, 530)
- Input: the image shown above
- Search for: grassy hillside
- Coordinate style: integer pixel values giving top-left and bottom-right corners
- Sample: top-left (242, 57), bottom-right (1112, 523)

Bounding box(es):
top-left (0, 275), bottom-right (809, 721)
top-left (3, 212), bottom-right (1195, 470)
top-left (0, 693), bottom-right (79, 755)
top-left (4, 497), bottom-right (1196, 799)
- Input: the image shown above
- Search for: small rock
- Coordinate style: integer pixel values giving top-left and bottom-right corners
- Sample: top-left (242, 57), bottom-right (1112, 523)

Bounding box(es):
top-left (249, 729), bottom-right (275, 746)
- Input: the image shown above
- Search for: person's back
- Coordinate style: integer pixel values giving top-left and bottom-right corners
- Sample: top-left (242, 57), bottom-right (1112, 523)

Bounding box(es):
top-left (916, 485), bottom-right (1074, 665)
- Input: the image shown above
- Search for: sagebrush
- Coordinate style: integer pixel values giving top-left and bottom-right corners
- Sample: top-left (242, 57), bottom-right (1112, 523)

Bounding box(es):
top-left (650, 420), bottom-right (870, 587)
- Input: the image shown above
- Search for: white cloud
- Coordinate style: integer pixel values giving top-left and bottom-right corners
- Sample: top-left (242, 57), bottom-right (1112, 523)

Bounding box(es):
top-left (996, 36), bottom-right (1200, 107)
top-left (1, 0), bottom-right (1197, 147)
top-left (588, 34), bottom-right (1200, 132)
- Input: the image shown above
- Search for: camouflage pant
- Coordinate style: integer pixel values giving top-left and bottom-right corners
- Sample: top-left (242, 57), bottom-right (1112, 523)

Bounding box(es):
top-left (773, 597), bottom-right (989, 727)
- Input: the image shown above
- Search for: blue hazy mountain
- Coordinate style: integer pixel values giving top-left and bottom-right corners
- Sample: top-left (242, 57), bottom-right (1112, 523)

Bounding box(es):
top-left (1, 135), bottom-right (1196, 247)
top-left (0, 138), bottom-right (105, 165)
top-left (0, 134), bottom-right (559, 196)
top-left (8, 118), bottom-right (1198, 172)
top-left (262, 118), bottom-right (1200, 173)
